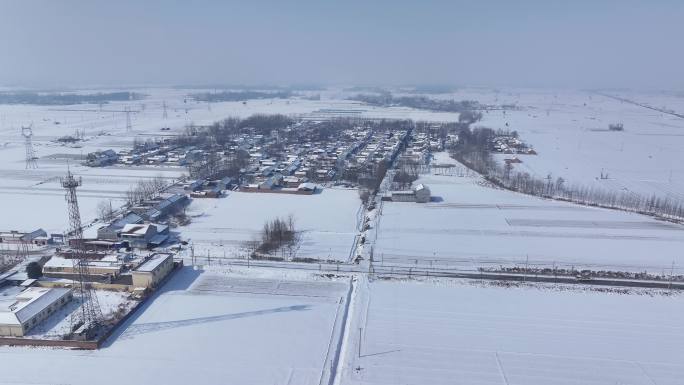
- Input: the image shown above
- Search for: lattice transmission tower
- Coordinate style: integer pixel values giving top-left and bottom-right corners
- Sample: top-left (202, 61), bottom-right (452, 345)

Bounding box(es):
top-left (22, 125), bottom-right (38, 169)
top-left (125, 106), bottom-right (133, 132)
top-left (61, 170), bottom-right (103, 335)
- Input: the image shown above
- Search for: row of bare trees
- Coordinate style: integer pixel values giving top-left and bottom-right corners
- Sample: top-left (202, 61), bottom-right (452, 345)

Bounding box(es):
top-left (450, 126), bottom-right (684, 222)
top-left (124, 176), bottom-right (168, 207)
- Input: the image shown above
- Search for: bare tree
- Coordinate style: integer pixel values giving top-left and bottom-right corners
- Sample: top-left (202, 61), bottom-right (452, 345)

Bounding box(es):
top-left (97, 200), bottom-right (115, 221)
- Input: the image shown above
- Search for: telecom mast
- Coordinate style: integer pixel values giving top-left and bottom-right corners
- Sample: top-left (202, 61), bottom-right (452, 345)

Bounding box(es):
top-left (61, 170), bottom-right (103, 335)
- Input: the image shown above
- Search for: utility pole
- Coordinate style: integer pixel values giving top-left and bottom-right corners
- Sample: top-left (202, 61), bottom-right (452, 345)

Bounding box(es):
top-left (125, 106), bottom-right (132, 132)
top-left (358, 327), bottom-right (363, 358)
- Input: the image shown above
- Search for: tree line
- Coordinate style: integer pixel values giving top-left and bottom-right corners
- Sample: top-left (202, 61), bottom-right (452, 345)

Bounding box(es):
top-left (450, 127), bottom-right (684, 222)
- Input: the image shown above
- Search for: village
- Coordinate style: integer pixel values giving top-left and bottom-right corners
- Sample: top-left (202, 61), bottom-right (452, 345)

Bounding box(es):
top-left (0, 114), bottom-right (450, 346)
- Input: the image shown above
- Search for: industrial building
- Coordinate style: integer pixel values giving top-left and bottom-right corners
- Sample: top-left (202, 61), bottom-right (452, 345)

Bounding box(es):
top-left (131, 254), bottom-right (174, 289)
top-left (0, 287), bottom-right (73, 337)
top-left (42, 255), bottom-right (126, 281)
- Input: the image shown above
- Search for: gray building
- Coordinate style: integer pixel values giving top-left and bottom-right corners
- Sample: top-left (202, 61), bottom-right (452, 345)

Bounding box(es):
top-left (97, 212), bottom-right (144, 241)
top-left (120, 223), bottom-right (169, 249)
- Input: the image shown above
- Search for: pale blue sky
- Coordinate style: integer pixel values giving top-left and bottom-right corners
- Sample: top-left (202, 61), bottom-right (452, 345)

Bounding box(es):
top-left (0, 0), bottom-right (682, 89)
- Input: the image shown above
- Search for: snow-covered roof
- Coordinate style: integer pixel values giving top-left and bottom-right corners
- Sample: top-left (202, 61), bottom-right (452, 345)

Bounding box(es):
top-left (121, 224), bottom-right (153, 236)
top-left (413, 183), bottom-right (429, 192)
top-left (43, 256), bottom-right (75, 268)
top-left (135, 254), bottom-right (172, 273)
top-left (298, 182), bottom-right (317, 191)
top-left (0, 287), bottom-right (72, 326)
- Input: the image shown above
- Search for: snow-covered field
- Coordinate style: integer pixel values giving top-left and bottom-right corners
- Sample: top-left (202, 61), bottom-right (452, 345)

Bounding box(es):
top-left (340, 279), bottom-right (684, 385)
top-left (0, 87), bottom-right (461, 234)
top-left (182, 188), bottom-right (362, 261)
top-left (472, 89), bottom-right (684, 201)
top-left (0, 266), bottom-right (351, 385)
top-left (374, 152), bottom-right (684, 273)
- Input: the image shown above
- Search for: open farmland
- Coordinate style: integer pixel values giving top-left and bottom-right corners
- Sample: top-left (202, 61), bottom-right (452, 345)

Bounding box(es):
top-left (340, 279), bottom-right (684, 385)
top-left (373, 153), bottom-right (684, 274)
top-left (182, 188), bottom-right (362, 261)
top-left (0, 267), bottom-right (350, 385)
top-left (471, 89), bottom-right (684, 201)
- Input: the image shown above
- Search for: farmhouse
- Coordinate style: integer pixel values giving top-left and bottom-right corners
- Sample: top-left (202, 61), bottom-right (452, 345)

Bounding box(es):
top-left (97, 212), bottom-right (144, 241)
top-left (0, 287), bottom-right (73, 337)
top-left (120, 223), bottom-right (169, 249)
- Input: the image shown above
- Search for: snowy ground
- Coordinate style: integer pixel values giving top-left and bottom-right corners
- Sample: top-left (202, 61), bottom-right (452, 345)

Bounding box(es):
top-left (182, 188), bottom-right (362, 261)
top-left (0, 266), bottom-right (351, 385)
top-left (471, 89), bottom-right (684, 201)
top-left (340, 279), bottom-right (684, 385)
top-left (373, 152), bottom-right (684, 274)
top-left (0, 87), bottom-right (461, 235)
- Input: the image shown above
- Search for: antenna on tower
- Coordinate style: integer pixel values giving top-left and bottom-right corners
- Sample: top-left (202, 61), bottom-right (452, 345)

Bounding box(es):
top-left (162, 101), bottom-right (168, 119)
top-left (61, 170), bottom-right (103, 337)
top-left (125, 106), bottom-right (133, 132)
top-left (22, 125), bottom-right (38, 169)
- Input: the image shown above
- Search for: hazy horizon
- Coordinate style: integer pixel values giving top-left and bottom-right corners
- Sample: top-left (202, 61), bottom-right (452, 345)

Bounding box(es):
top-left (2, 0), bottom-right (683, 90)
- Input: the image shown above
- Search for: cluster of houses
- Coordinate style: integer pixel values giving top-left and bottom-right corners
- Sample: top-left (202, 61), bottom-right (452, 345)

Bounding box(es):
top-left (85, 139), bottom-right (194, 167)
top-left (91, 193), bottom-right (187, 250)
top-left (184, 177), bottom-right (233, 198)
top-left (0, 229), bottom-right (59, 247)
top-left (491, 134), bottom-right (536, 155)
top-left (84, 120), bottom-right (415, 191)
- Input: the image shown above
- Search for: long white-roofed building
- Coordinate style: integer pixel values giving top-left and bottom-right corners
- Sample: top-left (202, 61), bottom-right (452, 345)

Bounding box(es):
top-left (0, 287), bottom-right (73, 337)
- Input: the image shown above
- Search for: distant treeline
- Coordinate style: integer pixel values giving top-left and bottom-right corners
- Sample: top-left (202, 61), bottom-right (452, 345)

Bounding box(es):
top-left (0, 92), bottom-right (140, 105)
top-left (191, 90), bottom-right (292, 102)
top-left (403, 85), bottom-right (459, 94)
top-left (450, 126), bottom-right (684, 222)
top-left (350, 92), bottom-right (484, 113)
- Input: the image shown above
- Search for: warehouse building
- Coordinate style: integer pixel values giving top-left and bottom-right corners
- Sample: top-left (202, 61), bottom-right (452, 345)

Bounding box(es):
top-left (0, 287), bottom-right (73, 337)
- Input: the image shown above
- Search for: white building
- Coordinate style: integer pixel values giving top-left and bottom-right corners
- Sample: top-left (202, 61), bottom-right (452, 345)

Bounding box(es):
top-left (0, 287), bottom-right (73, 337)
